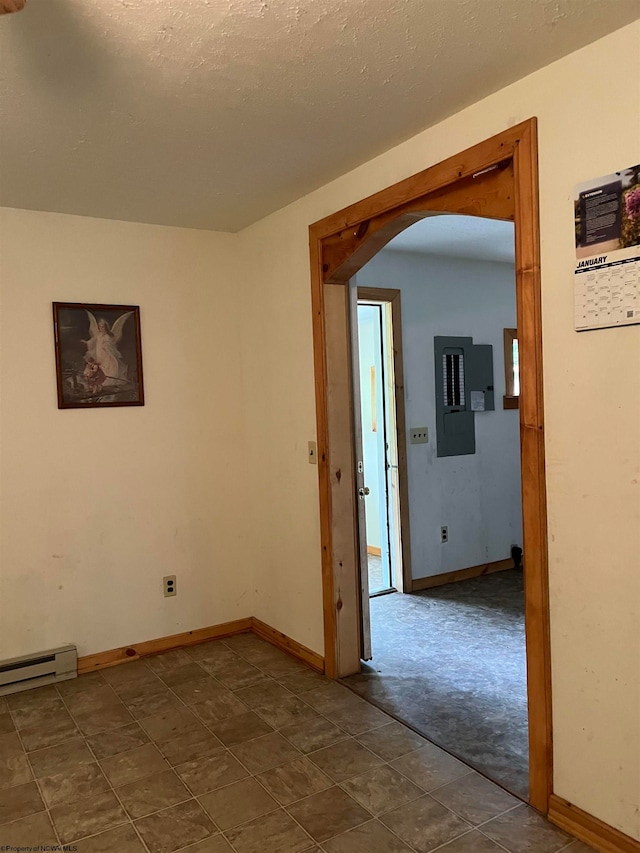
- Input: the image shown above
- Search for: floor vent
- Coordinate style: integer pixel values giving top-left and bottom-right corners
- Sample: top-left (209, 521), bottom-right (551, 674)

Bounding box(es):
top-left (0, 645), bottom-right (77, 696)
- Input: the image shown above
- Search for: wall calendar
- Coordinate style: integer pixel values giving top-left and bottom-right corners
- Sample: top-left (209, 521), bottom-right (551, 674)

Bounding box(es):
top-left (574, 165), bottom-right (640, 332)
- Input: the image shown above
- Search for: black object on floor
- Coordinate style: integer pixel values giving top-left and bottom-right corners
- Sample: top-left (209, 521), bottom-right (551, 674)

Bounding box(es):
top-left (342, 568), bottom-right (529, 799)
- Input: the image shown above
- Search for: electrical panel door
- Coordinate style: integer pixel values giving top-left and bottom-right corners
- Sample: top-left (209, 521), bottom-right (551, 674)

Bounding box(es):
top-left (434, 336), bottom-right (494, 457)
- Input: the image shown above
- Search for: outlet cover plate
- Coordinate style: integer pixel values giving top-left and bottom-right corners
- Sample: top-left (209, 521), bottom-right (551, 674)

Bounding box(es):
top-left (410, 427), bottom-right (429, 444)
top-left (163, 575), bottom-right (177, 597)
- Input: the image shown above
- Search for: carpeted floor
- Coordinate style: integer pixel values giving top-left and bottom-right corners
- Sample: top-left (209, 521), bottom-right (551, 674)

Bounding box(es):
top-left (342, 569), bottom-right (529, 800)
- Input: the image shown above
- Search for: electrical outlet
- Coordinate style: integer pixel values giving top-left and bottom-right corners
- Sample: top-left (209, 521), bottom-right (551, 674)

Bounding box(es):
top-left (410, 427), bottom-right (429, 444)
top-left (163, 575), bottom-right (177, 597)
top-left (440, 526), bottom-right (449, 544)
top-left (308, 441), bottom-right (318, 464)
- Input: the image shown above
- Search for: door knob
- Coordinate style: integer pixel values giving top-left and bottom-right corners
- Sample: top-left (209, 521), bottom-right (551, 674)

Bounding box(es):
top-left (358, 487), bottom-right (370, 499)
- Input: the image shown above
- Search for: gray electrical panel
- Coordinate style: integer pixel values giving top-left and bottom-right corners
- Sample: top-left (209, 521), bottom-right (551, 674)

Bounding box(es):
top-left (434, 336), bottom-right (494, 457)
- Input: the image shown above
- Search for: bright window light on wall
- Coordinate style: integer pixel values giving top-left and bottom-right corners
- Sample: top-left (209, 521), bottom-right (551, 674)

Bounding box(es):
top-left (504, 328), bottom-right (519, 409)
top-left (512, 338), bottom-right (520, 397)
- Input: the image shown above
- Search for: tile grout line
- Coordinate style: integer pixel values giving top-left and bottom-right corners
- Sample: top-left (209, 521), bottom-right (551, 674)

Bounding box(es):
top-left (427, 779), bottom-right (526, 826)
top-left (3, 649), bottom-right (478, 851)
top-left (126, 651), bottom-right (243, 851)
top-left (373, 789), bottom-right (474, 853)
top-left (60, 669), bottom-right (227, 850)
top-left (62, 649), bottom-right (287, 851)
top-left (426, 827), bottom-right (491, 853)
top-left (5, 698), bottom-right (64, 849)
top-left (339, 671), bottom-right (530, 803)
top-left (472, 803), bottom-right (564, 853)
top-left (142, 645), bottom-right (570, 853)
top-left (7, 646), bottom-right (416, 850)
top-left (205, 653), bottom-right (423, 853)
top-left (184, 640), bottom-right (385, 851)
top-left (222, 657), bottom-right (553, 853)
top-left (110, 646), bottom-right (247, 848)
top-left (137, 641), bottom-right (315, 852)
top-left (222, 646), bottom-right (335, 851)
top-left (2, 638), bottom-right (586, 853)
top-left (188, 656), bottom-right (466, 852)
top-left (183, 640), bottom-right (327, 852)
top-left (54, 679), bottom-right (154, 853)
top-left (316, 680), bottom-right (566, 853)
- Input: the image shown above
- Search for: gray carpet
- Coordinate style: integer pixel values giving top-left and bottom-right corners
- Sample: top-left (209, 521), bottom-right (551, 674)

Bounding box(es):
top-left (342, 569), bottom-right (529, 799)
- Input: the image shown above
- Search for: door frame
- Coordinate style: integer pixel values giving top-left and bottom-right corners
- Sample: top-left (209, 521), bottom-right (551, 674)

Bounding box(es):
top-left (309, 118), bottom-right (552, 812)
top-left (357, 287), bottom-right (412, 594)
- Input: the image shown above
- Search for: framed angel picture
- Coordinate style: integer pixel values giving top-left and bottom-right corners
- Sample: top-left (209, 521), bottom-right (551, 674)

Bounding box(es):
top-left (52, 302), bottom-right (144, 409)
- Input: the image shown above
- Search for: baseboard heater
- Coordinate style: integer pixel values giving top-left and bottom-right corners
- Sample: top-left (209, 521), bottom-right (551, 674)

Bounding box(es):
top-left (0, 645), bottom-right (77, 696)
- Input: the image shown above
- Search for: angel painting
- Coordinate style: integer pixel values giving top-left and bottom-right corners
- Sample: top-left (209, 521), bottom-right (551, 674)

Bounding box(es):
top-left (53, 303), bottom-right (144, 409)
top-left (82, 310), bottom-right (133, 388)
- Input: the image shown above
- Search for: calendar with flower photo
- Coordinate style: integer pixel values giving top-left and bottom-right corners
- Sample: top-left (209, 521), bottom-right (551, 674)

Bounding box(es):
top-left (53, 302), bottom-right (144, 408)
top-left (574, 165), bottom-right (640, 257)
top-left (573, 166), bottom-right (640, 332)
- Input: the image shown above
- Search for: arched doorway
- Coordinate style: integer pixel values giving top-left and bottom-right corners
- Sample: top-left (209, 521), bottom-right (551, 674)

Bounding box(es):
top-left (309, 119), bottom-right (552, 813)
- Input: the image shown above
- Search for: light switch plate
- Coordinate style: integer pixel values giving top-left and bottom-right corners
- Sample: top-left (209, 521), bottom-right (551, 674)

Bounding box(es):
top-left (410, 427), bottom-right (429, 444)
top-left (308, 441), bottom-right (318, 464)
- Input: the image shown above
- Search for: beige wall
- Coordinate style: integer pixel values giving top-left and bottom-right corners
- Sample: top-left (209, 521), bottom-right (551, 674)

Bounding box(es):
top-left (0, 20), bottom-right (638, 841)
top-left (238, 23), bottom-right (640, 838)
top-left (0, 209), bottom-right (254, 660)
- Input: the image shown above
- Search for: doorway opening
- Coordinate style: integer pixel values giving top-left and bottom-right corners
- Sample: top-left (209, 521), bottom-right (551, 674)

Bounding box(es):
top-left (355, 294), bottom-right (404, 596)
top-left (347, 216), bottom-right (528, 798)
top-left (309, 120), bottom-right (552, 813)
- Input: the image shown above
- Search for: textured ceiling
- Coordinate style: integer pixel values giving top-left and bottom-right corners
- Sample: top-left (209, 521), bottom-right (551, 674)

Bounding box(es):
top-left (384, 215), bottom-right (515, 264)
top-left (0, 1), bottom-right (638, 232)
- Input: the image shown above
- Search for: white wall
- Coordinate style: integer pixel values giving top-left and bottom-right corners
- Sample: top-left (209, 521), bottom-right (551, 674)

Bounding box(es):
top-left (238, 23), bottom-right (640, 839)
top-left (356, 250), bottom-right (522, 580)
top-left (0, 208), bottom-right (254, 660)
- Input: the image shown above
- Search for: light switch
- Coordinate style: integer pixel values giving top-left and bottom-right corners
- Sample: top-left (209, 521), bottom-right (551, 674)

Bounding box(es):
top-left (308, 441), bottom-right (318, 464)
top-left (410, 427), bottom-right (429, 444)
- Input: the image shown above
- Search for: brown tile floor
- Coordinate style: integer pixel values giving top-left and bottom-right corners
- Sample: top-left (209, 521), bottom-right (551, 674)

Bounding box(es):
top-left (0, 634), bottom-right (595, 853)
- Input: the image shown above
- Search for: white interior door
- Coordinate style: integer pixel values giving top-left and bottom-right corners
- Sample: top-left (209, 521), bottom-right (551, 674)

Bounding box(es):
top-left (357, 302), bottom-right (393, 592)
top-left (381, 302), bottom-right (403, 591)
top-left (349, 278), bottom-right (372, 661)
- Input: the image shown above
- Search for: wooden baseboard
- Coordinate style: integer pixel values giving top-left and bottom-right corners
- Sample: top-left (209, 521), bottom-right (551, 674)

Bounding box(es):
top-left (78, 618), bottom-right (253, 674)
top-left (251, 617), bottom-right (324, 673)
top-left (367, 546), bottom-right (382, 556)
top-left (548, 795), bottom-right (640, 853)
top-left (77, 616), bottom-right (325, 676)
top-left (411, 557), bottom-right (515, 592)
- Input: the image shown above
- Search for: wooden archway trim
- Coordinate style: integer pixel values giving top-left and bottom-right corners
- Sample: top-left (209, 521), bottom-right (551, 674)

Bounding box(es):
top-left (322, 160), bottom-right (514, 282)
top-left (309, 119), bottom-right (551, 812)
